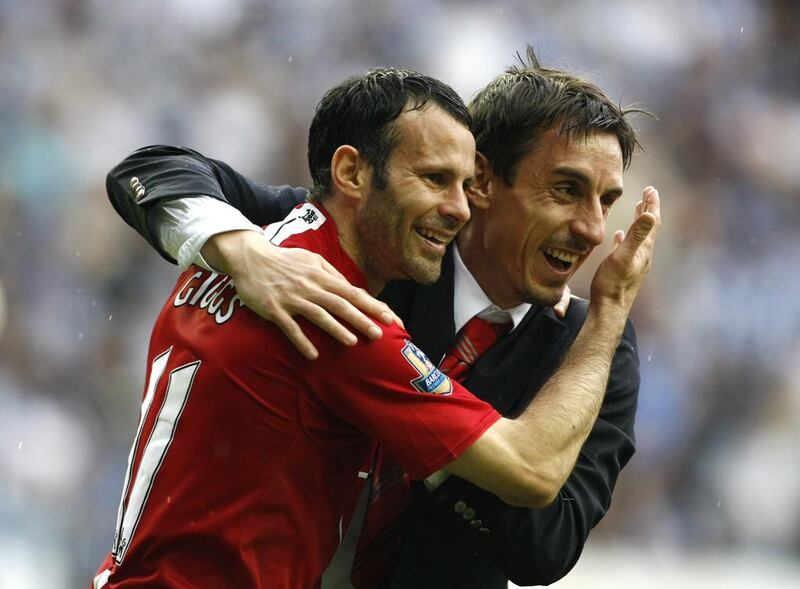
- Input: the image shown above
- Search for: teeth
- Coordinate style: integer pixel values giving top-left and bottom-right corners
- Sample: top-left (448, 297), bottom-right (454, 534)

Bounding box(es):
top-left (417, 228), bottom-right (447, 244)
top-left (543, 247), bottom-right (579, 264)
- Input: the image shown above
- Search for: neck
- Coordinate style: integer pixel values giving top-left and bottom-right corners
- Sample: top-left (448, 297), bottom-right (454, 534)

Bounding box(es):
top-left (321, 197), bottom-right (386, 296)
top-left (456, 216), bottom-right (519, 309)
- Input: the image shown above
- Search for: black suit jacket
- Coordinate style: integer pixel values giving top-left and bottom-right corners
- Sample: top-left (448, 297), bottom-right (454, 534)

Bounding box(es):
top-left (383, 251), bottom-right (638, 588)
top-left (107, 145), bottom-right (640, 588)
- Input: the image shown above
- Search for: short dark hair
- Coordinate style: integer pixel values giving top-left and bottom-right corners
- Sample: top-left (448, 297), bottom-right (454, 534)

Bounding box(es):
top-left (307, 68), bottom-right (471, 199)
top-left (470, 46), bottom-right (651, 185)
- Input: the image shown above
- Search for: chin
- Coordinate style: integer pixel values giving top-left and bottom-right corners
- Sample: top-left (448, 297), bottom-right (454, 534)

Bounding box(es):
top-left (407, 264), bottom-right (442, 285)
top-left (524, 286), bottom-right (564, 308)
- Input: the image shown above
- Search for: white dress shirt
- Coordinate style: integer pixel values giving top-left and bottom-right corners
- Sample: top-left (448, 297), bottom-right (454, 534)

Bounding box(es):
top-left (451, 244), bottom-right (530, 334)
top-left (153, 195), bottom-right (261, 272)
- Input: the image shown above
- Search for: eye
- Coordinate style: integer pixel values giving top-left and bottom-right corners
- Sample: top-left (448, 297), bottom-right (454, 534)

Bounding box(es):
top-left (555, 185), bottom-right (577, 198)
top-left (424, 173), bottom-right (446, 186)
top-left (600, 194), bottom-right (619, 214)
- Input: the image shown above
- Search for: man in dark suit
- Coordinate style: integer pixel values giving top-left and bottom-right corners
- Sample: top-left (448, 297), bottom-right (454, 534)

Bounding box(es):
top-left (106, 50), bottom-right (654, 587)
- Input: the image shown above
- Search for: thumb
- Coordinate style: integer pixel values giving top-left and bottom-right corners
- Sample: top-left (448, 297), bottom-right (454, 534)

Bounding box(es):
top-left (611, 212), bottom-right (655, 262)
top-left (626, 211), bottom-right (656, 247)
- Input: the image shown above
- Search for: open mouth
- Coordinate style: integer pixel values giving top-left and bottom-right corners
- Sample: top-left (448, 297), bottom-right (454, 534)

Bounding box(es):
top-left (542, 246), bottom-right (579, 272)
top-left (415, 227), bottom-right (449, 249)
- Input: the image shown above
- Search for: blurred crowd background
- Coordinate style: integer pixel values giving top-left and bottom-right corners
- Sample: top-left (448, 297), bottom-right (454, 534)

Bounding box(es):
top-left (1, 1), bottom-right (799, 587)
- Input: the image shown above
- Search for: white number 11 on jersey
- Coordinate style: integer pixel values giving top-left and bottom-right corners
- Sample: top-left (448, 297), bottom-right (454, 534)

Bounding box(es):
top-left (110, 347), bottom-right (200, 564)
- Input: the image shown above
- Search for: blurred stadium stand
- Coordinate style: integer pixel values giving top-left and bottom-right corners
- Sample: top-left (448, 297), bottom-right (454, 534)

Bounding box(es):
top-left (1, 1), bottom-right (798, 586)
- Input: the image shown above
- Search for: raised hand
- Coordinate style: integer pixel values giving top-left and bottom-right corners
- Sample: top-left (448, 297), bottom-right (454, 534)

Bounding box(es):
top-left (202, 230), bottom-right (402, 359)
top-left (590, 186), bottom-right (661, 312)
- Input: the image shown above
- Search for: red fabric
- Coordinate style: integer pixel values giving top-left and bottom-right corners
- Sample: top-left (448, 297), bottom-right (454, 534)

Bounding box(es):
top-left (350, 314), bottom-right (511, 588)
top-left (439, 315), bottom-right (513, 381)
top-left (349, 451), bottom-right (410, 588)
top-left (93, 203), bottom-right (500, 589)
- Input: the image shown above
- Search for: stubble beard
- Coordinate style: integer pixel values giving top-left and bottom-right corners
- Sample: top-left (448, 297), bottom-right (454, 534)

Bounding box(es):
top-left (404, 252), bottom-right (443, 285)
top-left (526, 284), bottom-right (564, 308)
top-left (357, 184), bottom-right (443, 287)
top-left (522, 262), bottom-right (581, 308)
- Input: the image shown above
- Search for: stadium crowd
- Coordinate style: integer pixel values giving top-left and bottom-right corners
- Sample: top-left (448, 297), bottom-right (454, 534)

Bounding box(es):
top-left (0, 0), bottom-right (798, 586)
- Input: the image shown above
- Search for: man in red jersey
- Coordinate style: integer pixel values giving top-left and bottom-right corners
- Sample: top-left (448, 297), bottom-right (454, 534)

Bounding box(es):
top-left (95, 68), bottom-right (658, 589)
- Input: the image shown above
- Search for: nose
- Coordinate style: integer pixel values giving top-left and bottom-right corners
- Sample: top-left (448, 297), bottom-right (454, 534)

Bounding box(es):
top-left (439, 184), bottom-right (471, 227)
top-left (570, 199), bottom-right (606, 247)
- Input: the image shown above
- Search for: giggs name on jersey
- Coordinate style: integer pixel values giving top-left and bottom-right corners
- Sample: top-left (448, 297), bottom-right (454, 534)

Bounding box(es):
top-left (172, 271), bottom-right (242, 325)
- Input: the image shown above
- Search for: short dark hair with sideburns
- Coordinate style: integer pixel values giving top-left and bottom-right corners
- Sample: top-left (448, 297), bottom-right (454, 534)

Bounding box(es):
top-left (307, 68), bottom-right (471, 199)
top-left (469, 46), bottom-right (652, 185)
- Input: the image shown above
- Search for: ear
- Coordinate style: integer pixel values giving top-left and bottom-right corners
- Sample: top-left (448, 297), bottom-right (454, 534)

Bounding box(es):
top-left (330, 145), bottom-right (370, 201)
top-left (467, 151), bottom-right (493, 210)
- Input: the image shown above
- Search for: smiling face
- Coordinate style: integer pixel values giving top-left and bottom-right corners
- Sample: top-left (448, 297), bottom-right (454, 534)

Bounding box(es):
top-left (356, 103), bottom-right (476, 287)
top-left (470, 125), bottom-right (624, 308)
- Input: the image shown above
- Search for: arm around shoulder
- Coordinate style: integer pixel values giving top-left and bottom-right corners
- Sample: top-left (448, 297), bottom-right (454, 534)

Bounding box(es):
top-left (106, 144), bottom-right (308, 261)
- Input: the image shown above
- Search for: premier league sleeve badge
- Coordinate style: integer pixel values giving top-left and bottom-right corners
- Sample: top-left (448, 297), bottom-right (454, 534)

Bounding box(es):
top-left (400, 340), bottom-right (453, 395)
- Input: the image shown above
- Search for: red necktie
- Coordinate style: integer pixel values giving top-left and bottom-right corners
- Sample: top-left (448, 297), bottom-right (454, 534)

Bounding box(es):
top-left (439, 314), bottom-right (513, 382)
top-left (349, 450), bottom-right (409, 588)
top-left (350, 313), bottom-right (512, 588)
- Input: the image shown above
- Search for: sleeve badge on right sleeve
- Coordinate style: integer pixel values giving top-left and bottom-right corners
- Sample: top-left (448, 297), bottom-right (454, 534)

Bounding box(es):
top-left (401, 340), bottom-right (453, 396)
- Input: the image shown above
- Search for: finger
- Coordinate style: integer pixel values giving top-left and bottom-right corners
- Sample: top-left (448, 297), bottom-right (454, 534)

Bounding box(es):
top-left (272, 311), bottom-right (320, 360)
top-left (322, 280), bottom-right (399, 327)
top-left (300, 254), bottom-right (400, 332)
top-left (347, 287), bottom-right (399, 327)
top-left (608, 211), bottom-right (656, 272)
top-left (628, 209), bottom-right (656, 245)
top-left (553, 285), bottom-right (571, 319)
top-left (623, 188), bottom-right (660, 252)
top-left (642, 186), bottom-right (661, 217)
top-left (296, 300), bottom-right (360, 346)
top-left (312, 291), bottom-right (383, 341)
top-left (318, 256), bottom-right (348, 281)
top-left (312, 256), bottom-right (400, 327)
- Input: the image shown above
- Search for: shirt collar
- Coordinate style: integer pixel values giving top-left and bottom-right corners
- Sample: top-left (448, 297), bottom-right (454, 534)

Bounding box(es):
top-left (452, 244), bottom-right (531, 334)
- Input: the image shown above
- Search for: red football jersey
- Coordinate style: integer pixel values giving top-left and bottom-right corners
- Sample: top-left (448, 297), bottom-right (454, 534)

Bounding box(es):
top-left (93, 203), bottom-right (500, 589)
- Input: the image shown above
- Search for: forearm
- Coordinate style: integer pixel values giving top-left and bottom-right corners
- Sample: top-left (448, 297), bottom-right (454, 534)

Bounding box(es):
top-left (199, 229), bottom-right (273, 279)
top-left (509, 303), bottom-right (628, 502)
top-left (443, 304), bottom-right (629, 508)
top-left (420, 319), bottom-right (639, 584)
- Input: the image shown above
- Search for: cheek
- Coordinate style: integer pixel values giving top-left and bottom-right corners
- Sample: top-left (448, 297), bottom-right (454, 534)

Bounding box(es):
top-left (484, 215), bottom-right (524, 267)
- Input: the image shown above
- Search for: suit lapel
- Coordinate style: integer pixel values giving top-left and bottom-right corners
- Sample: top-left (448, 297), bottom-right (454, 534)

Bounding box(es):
top-left (465, 306), bottom-right (572, 416)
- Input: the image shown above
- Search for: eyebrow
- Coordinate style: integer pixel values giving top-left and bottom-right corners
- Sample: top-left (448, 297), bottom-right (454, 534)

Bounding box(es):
top-left (553, 166), bottom-right (624, 198)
